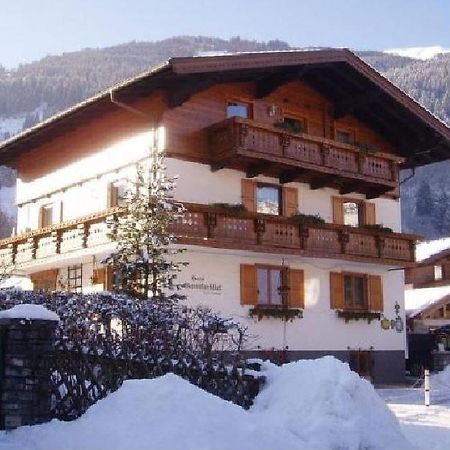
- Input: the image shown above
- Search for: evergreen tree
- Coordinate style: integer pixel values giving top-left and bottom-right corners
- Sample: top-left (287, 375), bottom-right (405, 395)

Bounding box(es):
top-left (106, 142), bottom-right (187, 300)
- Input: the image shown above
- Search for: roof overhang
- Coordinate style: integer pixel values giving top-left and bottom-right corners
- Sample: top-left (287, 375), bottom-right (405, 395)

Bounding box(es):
top-left (1, 49), bottom-right (450, 168)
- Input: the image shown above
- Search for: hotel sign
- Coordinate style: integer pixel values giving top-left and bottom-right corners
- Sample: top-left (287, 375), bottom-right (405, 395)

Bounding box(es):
top-left (182, 275), bottom-right (223, 295)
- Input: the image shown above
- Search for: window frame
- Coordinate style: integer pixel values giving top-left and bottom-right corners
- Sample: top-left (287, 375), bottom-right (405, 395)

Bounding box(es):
top-left (281, 112), bottom-right (308, 134)
top-left (67, 264), bottom-right (83, 293)
top-left (341, 198), bottom-right (364, 227)
top-left (342, 272), bottom-right (368, 310)
top-left (255, 264), bottom-right (288, 307)
top-left (256, 182), bottom-right (282, 216)
top-left (39, 203), bottom-right (54, 228)
top-left (226, 98), bottom-right (253, 120)
top-left (335, 126), bottom-right (356, 145)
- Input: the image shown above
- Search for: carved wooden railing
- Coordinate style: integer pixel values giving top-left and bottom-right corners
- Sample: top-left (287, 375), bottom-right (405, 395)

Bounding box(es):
top-left (208, 117), bottom-right (402, 189)
top-left (0, 204), bottom-right (418, 268)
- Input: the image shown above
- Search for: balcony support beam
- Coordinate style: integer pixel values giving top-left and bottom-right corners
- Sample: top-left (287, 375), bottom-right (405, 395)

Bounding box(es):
top-left (245, 162), bottom-right (270, 178)
top-left (279, 169), bottom-right (305, 184)
top-left (339, 182), bottom-right (358, 195)
top-left (310, 175), bottom-right (335, 190)
top-left (365, 186), bottom-right (391, 200)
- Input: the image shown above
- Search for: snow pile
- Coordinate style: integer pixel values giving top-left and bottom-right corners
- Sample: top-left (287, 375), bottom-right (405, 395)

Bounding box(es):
top-left (405, 285), bottom-right (450, 316)
top-left (0, 357), bottom-right (411, 450)
top-left (415, 237), bottom-right (450, 262)
top-left (384, 46), bottom-right (450, 60)
top-left (253, 357), bottom-right (409, 449)
top-left (0, 304), bottom-right (59, 321)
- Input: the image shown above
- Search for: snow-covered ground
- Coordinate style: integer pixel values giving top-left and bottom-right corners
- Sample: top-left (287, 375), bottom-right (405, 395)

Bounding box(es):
top-left (379, 368), bottom-right (450, 450)
top-left (0, 357), bottom-right (411, 450)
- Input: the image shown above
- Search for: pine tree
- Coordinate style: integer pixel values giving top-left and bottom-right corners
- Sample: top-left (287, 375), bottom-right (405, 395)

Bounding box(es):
top-left (105, 142), bottom-right (187, 301)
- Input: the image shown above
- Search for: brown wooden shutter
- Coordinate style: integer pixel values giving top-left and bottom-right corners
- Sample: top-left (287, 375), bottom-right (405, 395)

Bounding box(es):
top-left (93, 268), bottom-right (106, 285)
top-left (108, 183), bottom-right (118, 208)
top-left (363, 202), bottom-right (376, 225)
top-left (38, 206), bottom-right (44, 228)
top-left (368, 275), bottom-right (383, 311)
top-left (240, 264), bottom-right (258, 305)
top-left (288, 269), bottom-right (304, 308)
top-left (332, 197), bottom-right (344, 225)
top-left (105, 265), bottom-right (114, 291)
top-left (241, 179), bottom-right (256, 212)
top-left (282, 187), bottom-right (298, 217)
top-left (330, 272), bottom-right (344, 309)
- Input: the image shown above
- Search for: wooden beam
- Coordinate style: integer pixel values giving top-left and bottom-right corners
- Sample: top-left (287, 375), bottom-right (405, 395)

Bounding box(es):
top-left (279, 169), bottom-right (305, 184)
top-left (254, 67), bottom-right (309, 98)
top-left (339, 182), bottom-right (358, 195)
top-left (310, 175), bottom-right (335, 190)
top-left (365, 186), bottom-right (391, 199)
top-left (167, 76), bottom-right (216, 108)
top-left (245, 162), bottom-right (270, 178)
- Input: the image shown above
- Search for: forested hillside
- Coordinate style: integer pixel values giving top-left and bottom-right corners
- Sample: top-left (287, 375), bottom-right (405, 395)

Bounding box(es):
top-left (0, 36), bottom-right (449, 238)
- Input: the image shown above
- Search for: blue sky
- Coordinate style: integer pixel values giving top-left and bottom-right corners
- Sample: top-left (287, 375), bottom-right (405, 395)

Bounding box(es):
top-left (1, 0), bottom-right (449, 68)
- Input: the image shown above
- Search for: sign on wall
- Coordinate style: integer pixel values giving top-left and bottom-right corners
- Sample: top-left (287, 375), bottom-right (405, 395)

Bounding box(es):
top-left (181, 275), bottom-right (223, 295)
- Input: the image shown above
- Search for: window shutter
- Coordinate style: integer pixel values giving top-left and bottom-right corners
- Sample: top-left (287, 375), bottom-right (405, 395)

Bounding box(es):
top-left (93, 268), bottom-right (106, 285)
top-left (332, 197), bottom-right (344, 225)
top-left (241, 179), bottom-right (256, 213)
top-left (38, 206), bottom-right (44, 229)
top-left (282, 187), bottom-right (299, 217)
top-left (288, 269), bottom-right (304, 308)
top-left (105, 265), bottom-right (114, 291)
top-left (108, 183), bottom-right (118, 208)
top-left (363, 202), bottom-right (376, 225)
top-left (330, 272), bottom-right (344, 309)
top-left (368, 275), bottom-right (383, 311)
top-left (240, 264), bottom-right (258, 305)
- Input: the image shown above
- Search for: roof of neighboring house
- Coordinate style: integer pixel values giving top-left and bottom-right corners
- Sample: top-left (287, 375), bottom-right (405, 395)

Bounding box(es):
top-left (415, 237), bottom-right (450, 265)
top-left (1, 49), bottom-right (450, 167)
top-left (405, 285), bottom-right (450, 318)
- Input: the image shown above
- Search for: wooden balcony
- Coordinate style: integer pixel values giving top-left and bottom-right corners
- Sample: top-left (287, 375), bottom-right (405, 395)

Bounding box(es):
top-left (0, 204), bottom-right (418, 269)
top-left (208, 118), bottom-right (402, 198)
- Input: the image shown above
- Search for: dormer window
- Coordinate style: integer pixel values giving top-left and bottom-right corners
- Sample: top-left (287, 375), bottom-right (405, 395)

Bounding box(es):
top-left (227, 100), bottom-right (252, 119)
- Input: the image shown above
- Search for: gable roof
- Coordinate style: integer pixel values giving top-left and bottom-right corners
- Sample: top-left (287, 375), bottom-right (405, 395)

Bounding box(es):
top-left (415, 237), bottom-right (450, 265)
top-left (1, 49), bottom-right (450, 167)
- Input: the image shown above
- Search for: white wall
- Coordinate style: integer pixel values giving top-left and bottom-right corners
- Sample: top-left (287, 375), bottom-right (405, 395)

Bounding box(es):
top-left (16, 130), bottom-right (402, 234)
top-left (177, 247), bottom-right (406, 352)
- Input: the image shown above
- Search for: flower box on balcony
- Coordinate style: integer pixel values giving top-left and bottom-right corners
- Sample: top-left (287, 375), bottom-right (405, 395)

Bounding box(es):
top-left (336, 309), bottom-right (381, 323)
top-left (249, 305), bottom-right (303, 321)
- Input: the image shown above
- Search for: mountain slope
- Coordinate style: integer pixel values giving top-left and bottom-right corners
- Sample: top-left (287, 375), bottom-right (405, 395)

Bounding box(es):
top-left (0, 37), bottom-right (449, 239)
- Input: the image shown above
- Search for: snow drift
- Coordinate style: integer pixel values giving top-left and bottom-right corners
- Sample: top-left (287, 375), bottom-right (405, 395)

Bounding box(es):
top-left (0, 357), bottom-right (411, 450)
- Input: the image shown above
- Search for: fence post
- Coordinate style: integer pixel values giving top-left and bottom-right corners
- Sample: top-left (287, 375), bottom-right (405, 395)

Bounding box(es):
top-left (424, 369), bottom-right (430, 407)
top-left (0, 305), bottom-right (59, 430)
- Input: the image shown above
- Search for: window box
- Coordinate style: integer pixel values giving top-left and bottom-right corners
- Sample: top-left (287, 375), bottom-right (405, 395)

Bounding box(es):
top-left (249, 305), bottom-right (303, 321)
top-left (336, 309), bottom-right (381, 323)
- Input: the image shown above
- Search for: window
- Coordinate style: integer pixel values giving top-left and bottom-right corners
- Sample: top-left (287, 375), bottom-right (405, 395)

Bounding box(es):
top-left (67, 265), bottom-right (83, 293)
top-left (241, 264), bottom-right (304, 308)
top-left (108, 181), bottom-right (128, 208)
top-left (336, 129), bottom-right (355, 144)
top-left (282, 116), bottom-right (307, 134)
top-left (343, 274), bottom-right (367, 309)
top-left (257, 266), bottom-right (286, 306)
top-left (256, 184), bottom-right (281, 215)
top-left (434, 265), bottom-right (443, 281)
top-left (39, 204), bottom-right (54, 228)
top-left (342, 201), bottom-right (362, 227)
top-left (227, 101), bottom-right (252, 119)
top-left (332, 197), bottom-right (376, 227)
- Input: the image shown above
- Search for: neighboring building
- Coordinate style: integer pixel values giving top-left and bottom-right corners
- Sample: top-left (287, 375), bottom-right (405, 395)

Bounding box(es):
top-left (1, 50), bottom-right (450, 383)
top-left (405, 238), bottom-right (450, 373)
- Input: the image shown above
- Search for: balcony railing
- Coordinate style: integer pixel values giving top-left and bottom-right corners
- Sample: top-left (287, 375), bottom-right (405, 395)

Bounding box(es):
top-left (208, 118), bottom-right (402, 196)
top-left (0, 204), bottom-right (418, 269)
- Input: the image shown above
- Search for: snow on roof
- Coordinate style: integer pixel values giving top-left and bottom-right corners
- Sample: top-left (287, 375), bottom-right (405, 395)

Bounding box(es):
top-left (0, 304), bottom-right (59, 321)
top-left (415, 237), bottom-right (450, 262)
top-left (0, 357), bottom-right (409, 450)
top-left (405, 285), bottom-right (450, 317)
